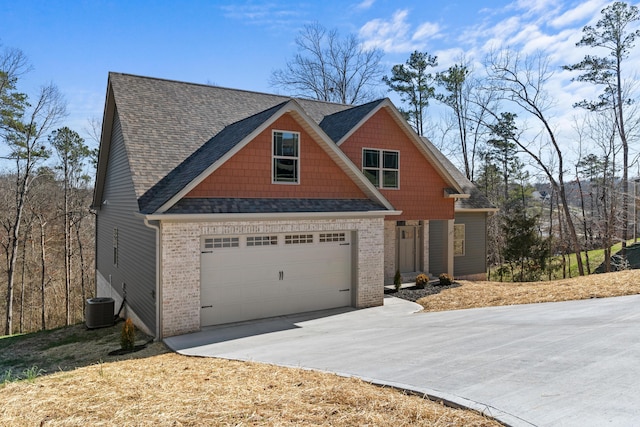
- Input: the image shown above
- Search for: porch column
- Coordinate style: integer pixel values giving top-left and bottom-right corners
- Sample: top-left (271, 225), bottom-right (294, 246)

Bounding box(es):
top-left (446, 219), bottom-right (454, 277)
top-left (422, 220), bottom-right (429, 275)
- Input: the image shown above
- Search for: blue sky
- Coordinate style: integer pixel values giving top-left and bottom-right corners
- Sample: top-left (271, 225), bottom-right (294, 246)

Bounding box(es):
top-left (1, 0), bottom-right (636, 161)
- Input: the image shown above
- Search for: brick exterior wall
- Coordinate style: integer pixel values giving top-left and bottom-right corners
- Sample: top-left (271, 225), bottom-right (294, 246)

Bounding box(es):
top-left (160, 217), bottom-right (384, 337)
top-left (185, 114), bottom-right (368, 200)
top-left (339, 108), bottom-right (455, 221)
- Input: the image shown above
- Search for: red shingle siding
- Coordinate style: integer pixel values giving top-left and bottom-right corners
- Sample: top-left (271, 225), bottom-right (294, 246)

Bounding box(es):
top-left (185, 114), bottom-right (368, 199)
top-left (340, 108), bottom-right (454, 220)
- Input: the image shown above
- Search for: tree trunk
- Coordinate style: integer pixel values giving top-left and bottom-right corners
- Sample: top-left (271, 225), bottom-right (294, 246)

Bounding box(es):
top-left (39, 218), bottom-right (47, 331)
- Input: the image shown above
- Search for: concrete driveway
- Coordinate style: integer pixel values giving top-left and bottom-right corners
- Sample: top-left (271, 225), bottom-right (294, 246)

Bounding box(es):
top-left (165, 294), bottom-right (640, 427)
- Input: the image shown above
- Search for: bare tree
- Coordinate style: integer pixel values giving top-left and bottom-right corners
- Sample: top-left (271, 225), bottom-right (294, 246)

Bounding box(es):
top-left (270, 23), bottom-right (384, 104)
top-left (2, 83), bottom-right (66, 335)
top-left (49, 127), bottom-right (90, 325)
top-left (485, 48), bottom-right (585, 276)
top-left (436, 60), bottom-right (498, 180)
top-left (565, 1), bottom-right (640, 258)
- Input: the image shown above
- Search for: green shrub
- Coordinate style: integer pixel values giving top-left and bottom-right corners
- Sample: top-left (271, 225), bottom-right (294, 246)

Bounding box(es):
top-left (394, 270), bottom-right (403, 291)
top-left (120, 318), bottom-right (136, 351)
top-left (415, 273), bottom-right (429, 289)
top-left (438, 273), bottom-right (453, 286)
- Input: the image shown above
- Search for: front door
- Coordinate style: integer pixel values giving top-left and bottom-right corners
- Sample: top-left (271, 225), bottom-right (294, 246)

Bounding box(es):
top-left (397, 226), bottom-right (418, 273)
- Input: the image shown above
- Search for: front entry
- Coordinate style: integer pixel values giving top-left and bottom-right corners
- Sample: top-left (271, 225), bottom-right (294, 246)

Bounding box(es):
top-left (397, 226), bottom-right (419, 274)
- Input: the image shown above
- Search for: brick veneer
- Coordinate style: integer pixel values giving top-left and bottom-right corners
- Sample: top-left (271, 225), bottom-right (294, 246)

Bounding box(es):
top-left (160, 217), bottom-right (384, 337)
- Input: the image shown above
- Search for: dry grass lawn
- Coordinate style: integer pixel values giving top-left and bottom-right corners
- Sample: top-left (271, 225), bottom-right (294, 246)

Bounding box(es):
top-left (5, 270), bottom-right (639, 426)
top-left (418, 269), bottom-right (640, 312)
top-left (1, 353), bottom-right (500, 427)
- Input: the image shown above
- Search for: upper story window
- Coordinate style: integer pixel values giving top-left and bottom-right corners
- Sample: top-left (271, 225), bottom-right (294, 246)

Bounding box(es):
top-left (362, 148), bottom-right (399, 189)
top-left (273, 131), bottom-right (299, 184)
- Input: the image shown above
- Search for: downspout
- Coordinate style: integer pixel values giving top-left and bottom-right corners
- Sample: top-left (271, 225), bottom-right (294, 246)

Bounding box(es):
top-left (144, 218), bottom-right (162, 340)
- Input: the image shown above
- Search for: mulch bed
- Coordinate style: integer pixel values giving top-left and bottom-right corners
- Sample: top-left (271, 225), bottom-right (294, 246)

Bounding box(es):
top-left (385, 281), bottom-right (461, 302)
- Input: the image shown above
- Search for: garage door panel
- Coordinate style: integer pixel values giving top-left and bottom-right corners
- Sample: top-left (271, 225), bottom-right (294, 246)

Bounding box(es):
top-left (201, 232), bottom-right (352, 327)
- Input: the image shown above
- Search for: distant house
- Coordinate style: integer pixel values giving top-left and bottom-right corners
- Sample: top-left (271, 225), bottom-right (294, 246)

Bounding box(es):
top-left (92, 73), bottom-right (496, 338)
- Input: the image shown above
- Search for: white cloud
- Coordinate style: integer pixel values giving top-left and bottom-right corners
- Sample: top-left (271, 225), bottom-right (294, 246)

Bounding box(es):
top-left (219, 3), bottom-right (301, 27)
top-left (355, 0), bottom-right (375, 11)
top-left (549, 0), bottom-right (608, 29)
top-left (359, 9), bottom-right (441, 53)
top-left (413, 22), bottom-right (441, 41)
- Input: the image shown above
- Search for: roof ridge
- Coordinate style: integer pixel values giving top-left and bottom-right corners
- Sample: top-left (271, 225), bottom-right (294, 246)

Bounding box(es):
top-left (108, 72), bottom-right (359, 108)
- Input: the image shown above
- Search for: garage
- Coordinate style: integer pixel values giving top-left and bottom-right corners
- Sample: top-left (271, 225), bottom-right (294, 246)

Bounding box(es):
top-left (200, 231), bottom-right (353, 326)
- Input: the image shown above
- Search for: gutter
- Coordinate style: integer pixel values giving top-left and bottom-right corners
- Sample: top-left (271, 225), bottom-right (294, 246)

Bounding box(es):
top-left (143, 218), bottom-right (162, 340)
top-left (138, 210), bottom-right (402, 222)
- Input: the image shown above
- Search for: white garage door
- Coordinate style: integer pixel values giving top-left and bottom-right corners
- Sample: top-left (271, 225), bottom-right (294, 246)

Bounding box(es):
top-left (200, 231), bottom-right (352, 327)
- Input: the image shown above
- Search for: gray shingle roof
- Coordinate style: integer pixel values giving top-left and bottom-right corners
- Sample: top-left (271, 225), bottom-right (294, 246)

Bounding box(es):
top-left (108, 73), bottom-right (351, 208)
top-left (104, 73), bottom-right (490, 215)
top-left (138, 101), bottom-right (288, 214)
top-left (166, 198), bottom-right (386, 214)
top-left (319, 99), bottom-right (385, 143)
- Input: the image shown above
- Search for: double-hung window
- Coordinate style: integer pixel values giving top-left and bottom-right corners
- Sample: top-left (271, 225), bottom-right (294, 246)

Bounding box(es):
top-left (454, 224), bottom-right (465, 256)
top-left (362, 148), bottom-right (399, 189)
top-left (273, 131), bottom-right (299, 183)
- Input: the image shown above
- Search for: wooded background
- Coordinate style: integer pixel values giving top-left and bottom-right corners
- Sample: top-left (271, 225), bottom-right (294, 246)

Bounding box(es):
top-left (2, 2), bottom-right (639, 335)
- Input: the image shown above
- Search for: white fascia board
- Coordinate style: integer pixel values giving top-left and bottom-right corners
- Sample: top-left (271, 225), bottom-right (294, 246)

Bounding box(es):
top-left (445, 191), bottom-right (471, 199)
top-left (139, 210), bottom-right (402, 222)
top-left (455, 208), bottom-right (499, 213)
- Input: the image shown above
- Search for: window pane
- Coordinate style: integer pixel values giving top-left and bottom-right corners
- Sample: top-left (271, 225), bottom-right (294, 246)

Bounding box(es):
top-left (383, 170), bottom-right (398, 188)
top-left (383, 151), bottom-right (398, 169)
top-left (274, 158), bottom-right (298, 182)
top-left (363, 169), bottom-right (379, 187)
top-left (273, 132), bottom-right (282, 155)
top-left (363, 149), bottom-right (379, 168)
top-left (454, 225), bottom-right (465, 240)
top-left (273, 132), bottom-right (298, 157)
top-left (454, 240), bottom-right (464, 256)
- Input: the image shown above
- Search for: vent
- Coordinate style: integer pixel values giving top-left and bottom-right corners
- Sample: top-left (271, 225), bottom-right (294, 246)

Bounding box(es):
top-left (85, 297), bottom-right (115, 329)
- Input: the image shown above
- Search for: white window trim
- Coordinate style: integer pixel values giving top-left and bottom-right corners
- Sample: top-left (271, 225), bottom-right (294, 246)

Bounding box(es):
top-left (454, 224), bottom-right (465, 257)
top-left (272, 130), bottom-right (300, 185)
top-left (362, 147), bottom-right (400, 190)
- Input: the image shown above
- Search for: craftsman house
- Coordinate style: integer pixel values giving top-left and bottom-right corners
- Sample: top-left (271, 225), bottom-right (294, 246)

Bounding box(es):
top-left (92, 73), bottom-right (495, 338)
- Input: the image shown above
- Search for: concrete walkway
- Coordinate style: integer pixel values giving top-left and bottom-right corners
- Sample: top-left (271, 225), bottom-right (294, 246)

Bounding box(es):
top-left (165, 295), bottom-right (640, 427)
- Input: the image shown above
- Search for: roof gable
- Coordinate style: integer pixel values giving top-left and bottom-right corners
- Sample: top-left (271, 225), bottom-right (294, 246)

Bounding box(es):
top-left (146, 98), bottom-right (394, 214)
top-left (94, 73), bottom-right (485, 217)
top-left (319, 99), bottom-right (385, 143)
top-left (138, 102), bottom-right (287, 214)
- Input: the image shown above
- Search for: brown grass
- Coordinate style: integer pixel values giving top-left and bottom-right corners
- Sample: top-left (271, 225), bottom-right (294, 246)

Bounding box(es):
top-left (7, 270), bottom-right (637, 426)
top-left (418, 269), bottom-right (640, 312)
top-left (1, 353), bottom-right (501, 426)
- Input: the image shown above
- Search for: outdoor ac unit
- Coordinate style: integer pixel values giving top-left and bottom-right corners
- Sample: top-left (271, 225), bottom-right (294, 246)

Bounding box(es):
top-left (85, 297), bottom-right (115, 329)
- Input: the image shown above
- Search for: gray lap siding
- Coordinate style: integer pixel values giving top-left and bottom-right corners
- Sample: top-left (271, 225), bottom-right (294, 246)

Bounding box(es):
top-left (95, 111), bottom-right (157, 334)
top-left (428, 220), bottom-right (447, 277)
top-left (453, 212), bottom-right (488, 277)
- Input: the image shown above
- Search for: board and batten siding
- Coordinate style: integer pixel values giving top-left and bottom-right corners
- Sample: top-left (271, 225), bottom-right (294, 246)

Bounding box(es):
top-left (95, 111), bottom-right (157, 334)
top-left (453, 212), bottom-right (488, 278)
